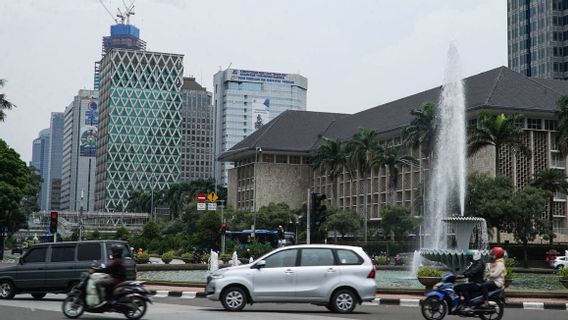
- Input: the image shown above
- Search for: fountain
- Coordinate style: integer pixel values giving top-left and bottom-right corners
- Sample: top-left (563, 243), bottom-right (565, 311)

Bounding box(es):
top-left (415, 44), bottom-right (489, 273)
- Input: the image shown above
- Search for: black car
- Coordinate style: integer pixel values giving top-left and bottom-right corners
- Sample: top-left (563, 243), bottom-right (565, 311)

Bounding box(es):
top-left (0, 240), bottom-right (136, 299)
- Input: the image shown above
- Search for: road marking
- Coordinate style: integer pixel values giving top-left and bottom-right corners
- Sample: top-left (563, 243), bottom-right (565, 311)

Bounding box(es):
top-left (523, 302), bottom-right (544, 310)
top-left (399, 299), bottom-right (420, 307)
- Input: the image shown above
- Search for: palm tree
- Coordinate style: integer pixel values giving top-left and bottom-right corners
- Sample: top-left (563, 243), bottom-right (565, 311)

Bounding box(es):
top-left (375, 146), bottom-right (418, 206)
top-left (312, 137), bottom-right (346, 207)
top-left (531, 168), bottom-right (568, 245)
top-left (402, 102), bottom-right (437, 158)
top-left (0, 79), bottom-right (16, 122)
top-left (345, 127), bottom-right (381, 242)
top-left (555, 95), bottom-right (568, 155)
top-left (468, 112), bottom-right (529, 177)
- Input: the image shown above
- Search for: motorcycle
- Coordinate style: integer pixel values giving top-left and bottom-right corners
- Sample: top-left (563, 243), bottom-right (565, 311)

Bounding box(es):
top-left (62, 270), bottom-right (153, 320)
top-left (420, 273), bottom-right (505, 320)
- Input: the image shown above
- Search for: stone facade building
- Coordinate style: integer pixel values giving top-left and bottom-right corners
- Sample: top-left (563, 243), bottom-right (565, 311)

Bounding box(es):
top-left (220, 66), bottom-right (568, 238)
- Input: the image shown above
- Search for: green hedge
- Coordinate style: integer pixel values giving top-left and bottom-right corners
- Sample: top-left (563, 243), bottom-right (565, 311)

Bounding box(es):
top-left (500, 243), bottom-right (567, 261)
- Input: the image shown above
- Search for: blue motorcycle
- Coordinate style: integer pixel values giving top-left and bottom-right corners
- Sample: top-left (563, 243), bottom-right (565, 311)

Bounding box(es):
top-left (420, 273), bottom-right (505, 320)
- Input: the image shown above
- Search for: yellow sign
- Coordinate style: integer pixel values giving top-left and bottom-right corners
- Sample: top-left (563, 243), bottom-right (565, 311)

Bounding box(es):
top-left (207, 192), bottom-right (218, 202)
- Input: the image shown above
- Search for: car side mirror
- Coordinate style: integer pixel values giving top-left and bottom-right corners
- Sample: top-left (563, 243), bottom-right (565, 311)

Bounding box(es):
top-left (253, 260), bottom-right (266, 269)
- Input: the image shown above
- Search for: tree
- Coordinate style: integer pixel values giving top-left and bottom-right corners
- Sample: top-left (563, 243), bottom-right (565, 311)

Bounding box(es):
top-left (0, 139), bottom-right (36, 259)
top-left (531, 168), bottom-right (568, 245)
top-left (255, 202), bottom-right (298, 230)
top-left (468, 112), bottom-right (529, 176)
top-left (126, 188), bottom-right (152, 213)
top-left (402, 101), bottom-right (437, 158)
top-left (193, 210), bottom-right (221, 251)
top-left (375, 146), bottom-right (417, 205)
top-left (466, 172), bottom-right (514, 243)
top-left (141, 221), bottom-right (161, 240)
top-left (115, 226), bottom-right (130, 240)
top-left (380, 206), bottom-right (419, 242)
top-left (324, 207), bottom-right (361, 242)
top-left (508, 186), bottom-right (549, 268)
top-left (555, 95), bottom-right (568, 155)
top-left (345, 127), bottom-right (381, 242)
top-left (312, 137), bottom-right (346, 207)
top-left (0, 79), bottom-right (16, 122)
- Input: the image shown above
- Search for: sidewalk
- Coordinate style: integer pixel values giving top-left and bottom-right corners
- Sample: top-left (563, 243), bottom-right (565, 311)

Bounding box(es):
top-left (145, 284), bottom-right (568, 306)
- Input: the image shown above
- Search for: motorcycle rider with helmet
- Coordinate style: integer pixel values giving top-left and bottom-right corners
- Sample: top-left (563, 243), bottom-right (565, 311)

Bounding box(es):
top-left (481, 246), bottom-right (507, 304)
top-left (455, 250), bottom-right (485, 312)
top-left (90, 243), bottom-right (127, 302)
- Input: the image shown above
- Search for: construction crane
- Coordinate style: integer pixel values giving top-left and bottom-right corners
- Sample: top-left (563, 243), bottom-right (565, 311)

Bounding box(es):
top-left (98, 0), bottom-right (136, 24)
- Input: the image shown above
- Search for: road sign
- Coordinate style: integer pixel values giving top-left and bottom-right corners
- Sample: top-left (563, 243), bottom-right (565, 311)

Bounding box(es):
top-left (197, 193), bottom-right (206, 203)
top-left (208, 203), bottom-right (217, 211)
top-left (197, 203), bottom-right (206, 211)
top-left (207, 192), bottom-right (218, 202)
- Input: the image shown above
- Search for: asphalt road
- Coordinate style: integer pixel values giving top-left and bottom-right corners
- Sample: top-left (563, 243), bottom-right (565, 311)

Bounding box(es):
top-left (0, 294), bottom-right (566, 320)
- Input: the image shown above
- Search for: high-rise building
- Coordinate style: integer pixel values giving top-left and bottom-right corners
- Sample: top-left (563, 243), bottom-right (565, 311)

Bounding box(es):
top-left (213, 68), bottom-right (308, 186)
top-left (94, 48), bottom-right (184, 212)
top-left (94, 24), bottom-right (147, 90)
top-left (60, 90), bottom-right (99, 212)
top-left (180, 77), bottom-right (214, 182)
top-left (507, 0), bottom-right (568, 79)
top-left (47, 112), bottom-right (64, 210)
top-left (31, 128), bottom-right (50, 210)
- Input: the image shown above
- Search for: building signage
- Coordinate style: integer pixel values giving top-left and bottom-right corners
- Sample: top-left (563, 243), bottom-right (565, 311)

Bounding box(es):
top-left (79, 126), bottom-right (98, 157)
top-left (230, 69), bottom-right (295, 84)
top-left (252, 98), bottom-right (270, 131)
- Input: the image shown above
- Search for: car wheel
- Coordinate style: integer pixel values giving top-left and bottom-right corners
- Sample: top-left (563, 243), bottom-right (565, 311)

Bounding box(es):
top-left (0, 280), bottom-right (16, 300)
top-left (556, 264), bottom-right (564, 270)
top-left (31, 293), bottom-right (47, 299)
top-left (221, 286), bottom-right (247, 311)
top-left (330, 288), bottom-right (357, 313)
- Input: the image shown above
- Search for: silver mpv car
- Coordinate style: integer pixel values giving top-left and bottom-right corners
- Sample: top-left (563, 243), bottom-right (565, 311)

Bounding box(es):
top-left (206, 244), bottom-right (376, 313)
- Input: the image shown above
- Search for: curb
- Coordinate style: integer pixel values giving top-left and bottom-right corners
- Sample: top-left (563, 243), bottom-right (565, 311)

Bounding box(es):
top-left (152, 292), bottom-right (568, 310)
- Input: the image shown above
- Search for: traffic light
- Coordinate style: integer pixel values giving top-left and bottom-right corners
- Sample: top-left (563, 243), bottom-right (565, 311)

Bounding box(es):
top-left (49, 211), bottom-right (58, 234)
top-left (311, 193), bottom-right (327, 226)
top-left (220, 223), bottom-right (228, 235)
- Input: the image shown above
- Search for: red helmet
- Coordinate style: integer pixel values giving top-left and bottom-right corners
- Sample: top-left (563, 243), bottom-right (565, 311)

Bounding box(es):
top-left (490, 247), bottom-right (505, 261)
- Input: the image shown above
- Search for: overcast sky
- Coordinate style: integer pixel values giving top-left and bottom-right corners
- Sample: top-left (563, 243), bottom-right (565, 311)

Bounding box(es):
top-left (0, 0), bottom-right (507, 163)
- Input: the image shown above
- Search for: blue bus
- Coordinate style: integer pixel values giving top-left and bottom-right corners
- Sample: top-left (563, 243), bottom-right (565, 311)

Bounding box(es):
top-left (226, 229), bottom-right (296, 248)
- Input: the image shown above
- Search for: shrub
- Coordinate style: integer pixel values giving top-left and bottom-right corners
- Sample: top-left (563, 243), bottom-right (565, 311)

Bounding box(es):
top-left (180, 252), bottom-right (194, 264)
top-left (220, 253), bottom-right (232, 262)
top-left (161, 251), bottom-right (175, 264)
top-left (505, 257), bottom-right (517, 279)
top-left (559, 267), bottom-right (568, 279)
top-left (201, 252), bottom-right (210, 264)
top-left (374, 255), bottom-right (389, 265)
top-left (416, 266), bottom-right (443, 277)
top-left (137, 252), bottom-right (150, 264)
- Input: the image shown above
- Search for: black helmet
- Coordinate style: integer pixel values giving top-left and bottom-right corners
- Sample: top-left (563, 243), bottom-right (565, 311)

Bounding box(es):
top-left (111, 243), bottom-right (124, 258)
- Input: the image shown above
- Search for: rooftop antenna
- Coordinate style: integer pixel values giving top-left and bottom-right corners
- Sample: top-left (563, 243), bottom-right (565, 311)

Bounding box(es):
top-left (226, 62), bottom-right (232, 70)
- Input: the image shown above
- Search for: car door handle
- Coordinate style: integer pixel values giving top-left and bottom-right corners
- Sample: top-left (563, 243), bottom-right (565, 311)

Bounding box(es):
top-left (327, 268), bottom-right (336, 273)
top-left (284, 269), bottom-right (295, 274)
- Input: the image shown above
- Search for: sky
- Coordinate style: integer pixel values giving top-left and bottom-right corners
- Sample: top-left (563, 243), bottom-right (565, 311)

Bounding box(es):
top-left (0, 0), bottom-right (507, 163)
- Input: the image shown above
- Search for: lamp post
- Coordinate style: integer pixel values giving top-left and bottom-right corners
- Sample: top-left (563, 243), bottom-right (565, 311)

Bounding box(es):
top-left (252, 147), bottom-right (262, 237)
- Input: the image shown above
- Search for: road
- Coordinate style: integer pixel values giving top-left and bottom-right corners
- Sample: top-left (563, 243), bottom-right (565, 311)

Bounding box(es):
top-left (0, 294), bottom-right (566, 320)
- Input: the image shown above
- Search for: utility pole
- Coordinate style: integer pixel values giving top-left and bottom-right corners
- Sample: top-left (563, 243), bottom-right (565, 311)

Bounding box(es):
top-left (306, 188), bottom-right (311, 244)
top-left (79, 189), bottom-right (84, 241)
top-left (220, 200), bottom-right (226, 254)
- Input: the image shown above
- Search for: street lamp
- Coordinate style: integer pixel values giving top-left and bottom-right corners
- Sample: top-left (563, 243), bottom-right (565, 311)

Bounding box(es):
top-left (252, 146), bottom-right (262, 237)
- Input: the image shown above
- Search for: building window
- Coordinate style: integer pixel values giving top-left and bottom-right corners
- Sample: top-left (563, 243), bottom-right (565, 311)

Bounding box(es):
top-left (262, 154), bottom-right (274, 163)
top-left (276, 155), bottom-right (288, 163)
top-left (289, 156), bottom-right (301, 164)
top-left (551, 151), bottom-right (565, 168)
top-left (527, 118), bottom-right (542, 130)
top-left (545, 120), bottom-right (558, 131)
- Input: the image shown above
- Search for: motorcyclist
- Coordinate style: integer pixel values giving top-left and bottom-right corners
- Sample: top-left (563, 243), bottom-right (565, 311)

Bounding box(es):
top-left (481, 246), bottom-right (507, 305)
top-left (90, 243), bottom-right (127, 302)
top-left (455, 250), bottom-right (485, 312)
